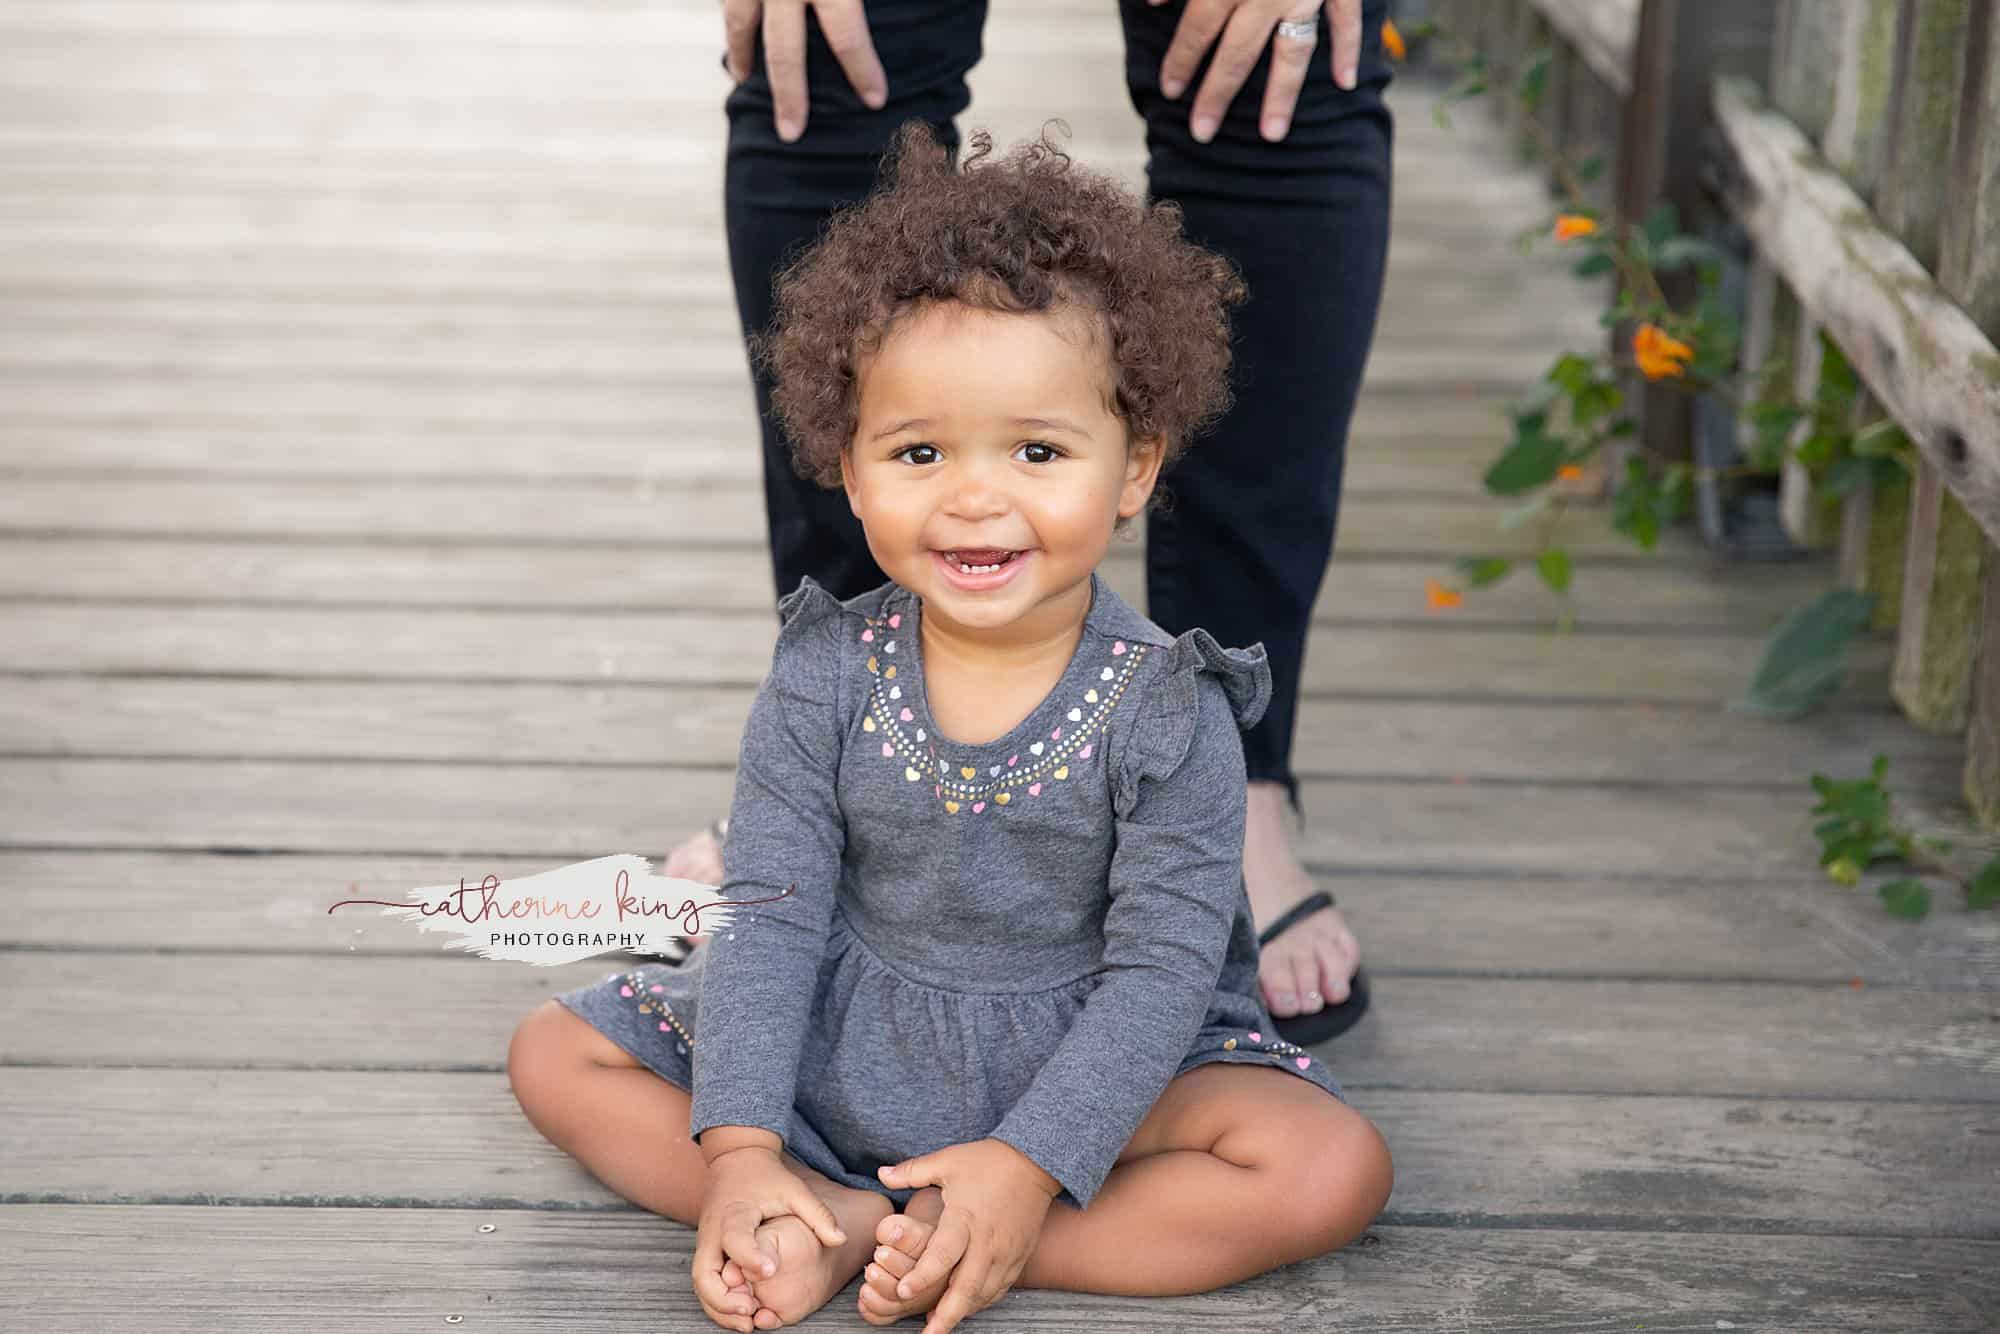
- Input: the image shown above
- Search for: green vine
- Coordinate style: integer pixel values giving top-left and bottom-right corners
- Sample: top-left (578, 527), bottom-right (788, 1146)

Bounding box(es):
top-left (1410, 25), bottom-right (1996, 921)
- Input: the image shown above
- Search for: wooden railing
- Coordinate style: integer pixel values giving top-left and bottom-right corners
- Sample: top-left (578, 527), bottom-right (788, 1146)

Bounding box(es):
top-left (1431, 0), bottom-right (2000, 828)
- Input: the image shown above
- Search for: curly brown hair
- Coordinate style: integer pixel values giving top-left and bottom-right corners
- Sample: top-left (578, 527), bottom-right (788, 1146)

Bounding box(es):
top-left (752, 120), bottom-right (1248, 511)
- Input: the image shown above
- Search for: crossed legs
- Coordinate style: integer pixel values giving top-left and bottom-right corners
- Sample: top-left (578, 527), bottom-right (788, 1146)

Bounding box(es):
top-left (509, 1000), bottom-right (1392, 1329)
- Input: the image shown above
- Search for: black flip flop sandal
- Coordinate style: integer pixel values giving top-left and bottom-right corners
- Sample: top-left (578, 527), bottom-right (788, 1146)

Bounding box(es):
top-left (1257, 889), bottom-right (1371, 1045)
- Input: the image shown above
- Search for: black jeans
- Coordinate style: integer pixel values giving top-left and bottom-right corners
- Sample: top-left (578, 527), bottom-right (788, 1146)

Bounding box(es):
top-left (723, 0), bottom-right (1394, 817)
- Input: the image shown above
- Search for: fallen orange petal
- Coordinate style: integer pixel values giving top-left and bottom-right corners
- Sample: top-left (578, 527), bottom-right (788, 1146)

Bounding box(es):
top-left (1557, 464), bottom-right (1585, 481)
top-left (1554, 214), bottom-right (1598, 242)
top-left (1381, 19), bottom-right (1407, 61)
top-left (1425, 578), bottom-right (1463, 610)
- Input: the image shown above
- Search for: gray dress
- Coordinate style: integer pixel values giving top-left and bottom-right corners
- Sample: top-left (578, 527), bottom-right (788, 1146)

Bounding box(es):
top-left (556, 570), bottom-right (1344, 1211)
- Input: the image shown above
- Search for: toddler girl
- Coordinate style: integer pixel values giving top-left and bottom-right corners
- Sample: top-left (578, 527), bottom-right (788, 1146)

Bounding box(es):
top-left (508, 122), bottom-right (1392, 1334)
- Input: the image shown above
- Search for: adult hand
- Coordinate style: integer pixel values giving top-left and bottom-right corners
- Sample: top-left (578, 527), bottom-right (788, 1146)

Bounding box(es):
top-left (693, 1145), bottom-right (848, 1331)
top-left (1151, 0), bottom-right (1364, 143)
top-left (875, 1140), bottom-right (1060, 1334)
top-left (723, 0), bottom-right (888, 143)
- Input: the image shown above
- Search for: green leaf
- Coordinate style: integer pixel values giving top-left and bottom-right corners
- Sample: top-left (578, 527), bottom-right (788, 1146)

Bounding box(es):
top-left (1738, 589), bottom-right (1877, 719)
top-left (1876, 878), bottom-right (1932, 921)
top-left (1547, 353), bottom-right (1596, 395)
top-left (1516, 48), bottom-right (1552, 111)
top-left (1573, 381), bottom-right (1623, 428)
top-left (1642, 202), bottom-right (1680, 250)
top-left (1612, 457), bottom-right (1662, 550)
top-left (1968, 857), bottom-right (2000, 911)
top-left (1536, 546), bottom-right (1574, 593)
top-left (1655, 235), bottom-right (1724, 272)
top-left (1483, 427), bottom-right (1568, 496)
top-left (1821, 454), bottom-right (1880, 499)
top-left (1576, 154), bottom-right (1607, 183)
top-left (1454, 556), bottom-right (1514, 588)
top-left (1573, 252), bottom-right (1616, 279)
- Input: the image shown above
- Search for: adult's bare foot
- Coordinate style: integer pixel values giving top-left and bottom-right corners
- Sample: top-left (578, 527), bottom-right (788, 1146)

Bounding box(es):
top-left (1243, 780), bottom-right (1360, 1018)
top-left (663, 819), bottom-right (726, 944)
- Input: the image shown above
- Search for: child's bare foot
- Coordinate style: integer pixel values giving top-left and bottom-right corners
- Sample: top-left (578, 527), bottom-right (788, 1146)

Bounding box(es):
top-left (857, 1187), bottom-right (960, 1326)
top-left (718, 1182), bottom-right (890, 1330)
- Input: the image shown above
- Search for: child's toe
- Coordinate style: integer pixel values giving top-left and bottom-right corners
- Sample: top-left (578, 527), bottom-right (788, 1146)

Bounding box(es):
top-left (871, 1245), bottom-right (916, 1280)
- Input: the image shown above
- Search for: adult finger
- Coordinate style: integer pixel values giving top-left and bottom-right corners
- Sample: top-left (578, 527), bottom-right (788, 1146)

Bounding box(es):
top-left (1157, 0), bottom-right (1230, 101)
top-left (763, 0), bottom-right (810, 141)
top-left (1187, 2), bottom-right (1280, 142)
top-left (1326, 0), bottom-right (1362, 91)
top-left (786, 1179), bottom-right (849, 1248)
top-left (1258, 6), bottom-right (1318, 139)
top-left (814, 0), bottom-right (888, 110)
top-left (722, 0), bottom-right (761, 83)
top-left (897, 1210), bottom-right (970, 1301)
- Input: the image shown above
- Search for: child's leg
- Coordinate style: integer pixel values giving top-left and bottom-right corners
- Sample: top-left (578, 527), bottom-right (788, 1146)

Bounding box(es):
top-left (862, 1062), bottom-right (1388, 1313)
top-left (1031, 1063), bottom-right (1389, 1293)
top-left (508, 1000), bottom-right (893, 1329)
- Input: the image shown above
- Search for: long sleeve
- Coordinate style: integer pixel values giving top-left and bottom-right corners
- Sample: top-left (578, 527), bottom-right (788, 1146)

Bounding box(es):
top-left (988, 635), bottom-right (1270, 1209)
top-left (688, 578), bottom-right (848, 1149)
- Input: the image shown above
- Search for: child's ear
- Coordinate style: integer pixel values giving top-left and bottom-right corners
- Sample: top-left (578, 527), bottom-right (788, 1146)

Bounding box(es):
top-left (839, 446), bottom-right (860, 516)
top-left (1118, 431), bottom-right (1166, 519)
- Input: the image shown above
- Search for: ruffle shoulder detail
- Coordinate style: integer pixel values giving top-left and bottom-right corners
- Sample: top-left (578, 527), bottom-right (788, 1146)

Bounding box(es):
top-left (767, 575), bottom-right (850, 716)
top-left (776, 574), bottom-right (846, 636)
top-left (1111, 628), bottom-right (1271, 814)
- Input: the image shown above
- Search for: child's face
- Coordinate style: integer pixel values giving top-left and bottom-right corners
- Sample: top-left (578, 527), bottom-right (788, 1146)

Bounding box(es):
top-left (841, 301), bottom-right (1163, 637)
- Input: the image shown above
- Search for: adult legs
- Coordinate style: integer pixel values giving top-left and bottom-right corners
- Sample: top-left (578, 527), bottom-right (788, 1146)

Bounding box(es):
top-left (1119, 0), bottom-right (1394, 1019)
top-left (723, 0), bottom-right (992, 607)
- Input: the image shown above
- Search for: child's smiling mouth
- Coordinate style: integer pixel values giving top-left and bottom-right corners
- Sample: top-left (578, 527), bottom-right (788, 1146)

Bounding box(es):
top-left (932, 547), bottom-right (1032, 588)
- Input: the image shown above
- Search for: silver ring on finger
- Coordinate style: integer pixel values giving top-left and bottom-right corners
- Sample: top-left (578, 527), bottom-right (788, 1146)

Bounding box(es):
top-left (1275, 16), bottom-right (1319, 42)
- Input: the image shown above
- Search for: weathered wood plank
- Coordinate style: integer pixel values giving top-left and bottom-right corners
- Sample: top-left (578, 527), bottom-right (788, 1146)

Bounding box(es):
top-left (0, 539), bottom-right (1834, 633)
top-left (0, 680), bottom-right (1955, 793)
top-left (0, 605), bottom-right (1890, 703)
top-left (1712, 76), bottom-right (2000, 544)
top-left (0, 480), bottom-right (1696, 561)
top-left (3, 953), bottom-right (1995, 1100)
top-left (0, 758), bottom-right (1920, 885)
top-left (1, 1205), bottom-right (1993, 1334)
top-left (9, 849), bottom-right (1994, 987)
top-left (7, 1070), bottom-right (1994, 1237)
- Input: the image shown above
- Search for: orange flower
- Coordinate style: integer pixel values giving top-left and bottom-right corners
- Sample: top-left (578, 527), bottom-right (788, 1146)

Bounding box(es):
top-left (1380, 19), bottom-right (1406, 61)
top-left (1425, 578), bottom-right (1463, 610)
top-left (1554, 214), bottom-right (1598, 242)
top-left (1633, 323), bottom-right (1695, 380)
top-left (1557, 464), bottom-right (1585, 481)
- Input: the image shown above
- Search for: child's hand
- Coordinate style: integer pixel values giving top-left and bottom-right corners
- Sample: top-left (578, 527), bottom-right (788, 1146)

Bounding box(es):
top-left (876, 1140), bottom-right (1060, 1334)
top-left (694, 1146), bottom-right (847, 1331)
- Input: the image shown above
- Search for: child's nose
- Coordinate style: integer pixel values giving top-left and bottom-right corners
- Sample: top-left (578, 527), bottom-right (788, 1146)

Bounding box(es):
top-left (941, 460), bottom-right (1011, 518)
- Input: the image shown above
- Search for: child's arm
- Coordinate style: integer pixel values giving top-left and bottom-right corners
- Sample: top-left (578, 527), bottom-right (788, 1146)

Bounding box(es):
top-left (986, 666), bottom-right (1255, 1212)
top-left (688, 581), bottom-right (848, 1162)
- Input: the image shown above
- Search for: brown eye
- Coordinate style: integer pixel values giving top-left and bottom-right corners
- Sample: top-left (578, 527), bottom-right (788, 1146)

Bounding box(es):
top-left (895, 444), bottom-right (940, 465)
top-left (1017, 441), bottom-right (1061, 464)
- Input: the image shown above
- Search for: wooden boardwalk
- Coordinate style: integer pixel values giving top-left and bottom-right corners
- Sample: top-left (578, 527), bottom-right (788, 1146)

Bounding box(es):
top-left (3, 1), bottom-right (1997, 1328)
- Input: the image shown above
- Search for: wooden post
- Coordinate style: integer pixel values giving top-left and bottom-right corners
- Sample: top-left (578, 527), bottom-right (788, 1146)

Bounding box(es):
top-left (1615, 0), bottom-right (1778, 464)
top-left (1936, 0), bottom-right (2000, 819)
top-left (1818, 0), bottom-right (1913, 628)
top-left (1887, 0), bottom-right (1988, 733)
top-left (1770, 0), bottom-right (1839, 548)
top-left (1822, 0), bottom-right (1905, 201)
top-left (1970, 566), bottom-right (2000, 824)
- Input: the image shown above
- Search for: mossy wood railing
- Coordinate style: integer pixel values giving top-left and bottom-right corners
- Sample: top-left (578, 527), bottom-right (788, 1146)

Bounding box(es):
top-left (1435, 0), bottom-right (2000, 829)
